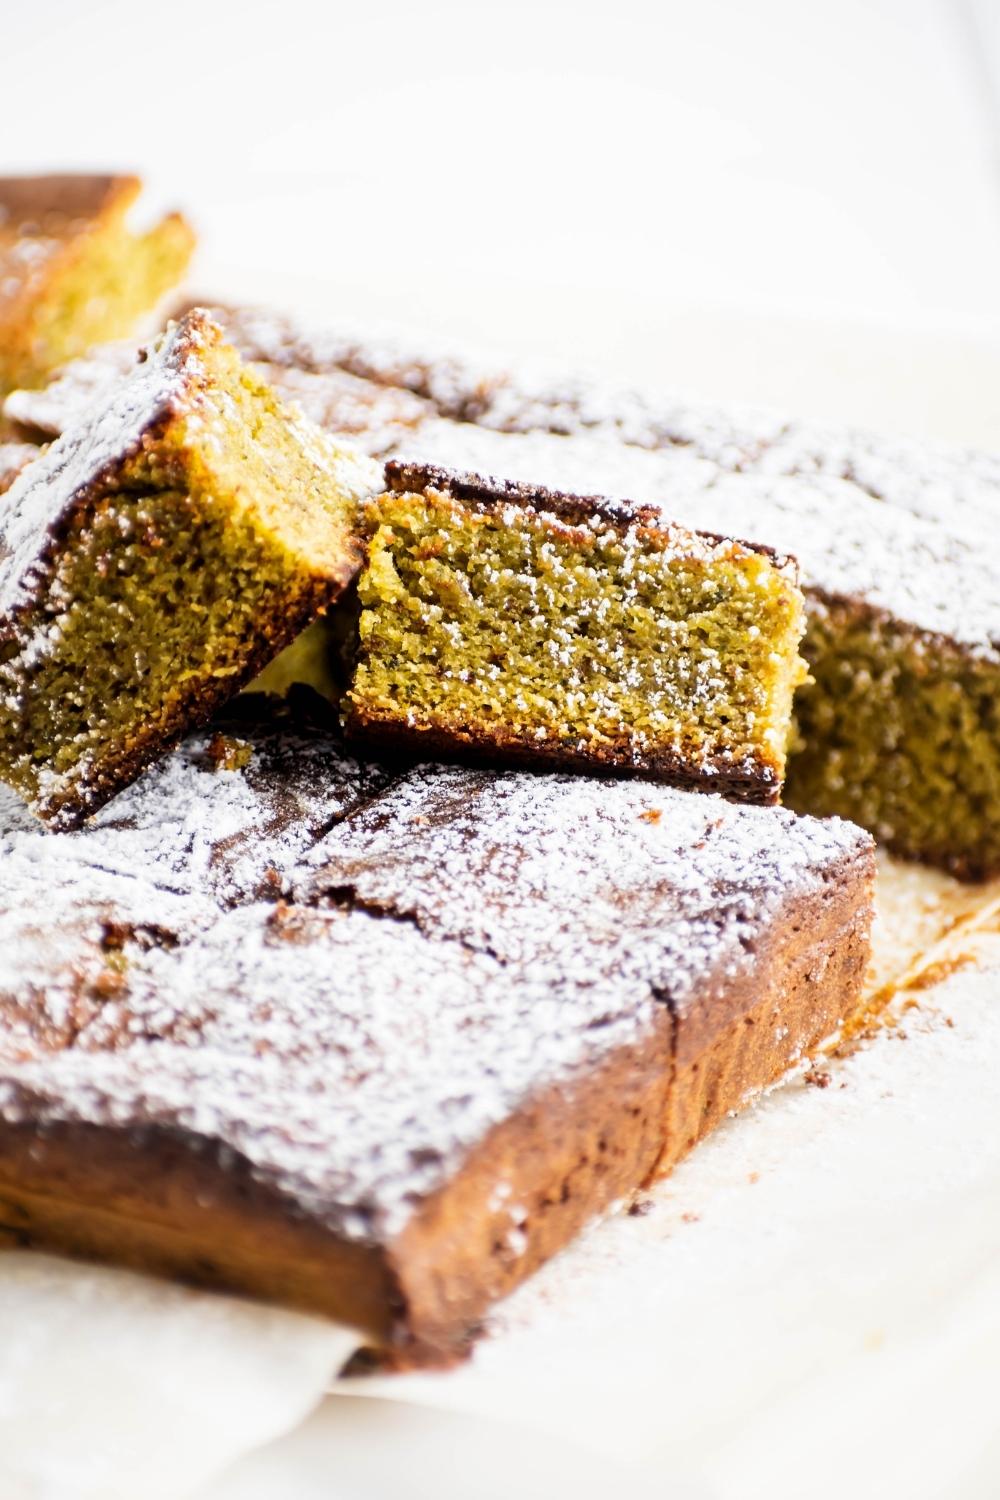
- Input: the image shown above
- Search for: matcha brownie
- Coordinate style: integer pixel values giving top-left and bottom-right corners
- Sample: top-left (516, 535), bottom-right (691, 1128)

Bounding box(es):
top-left (0, 310), bottom-right (381, 829)
top-left (0, 175), bottom-right (195, 393)
top-left (0, 758), bottom-right (873, 1363)
top-left (17, 304), bottom-right (999, 873)
top-left (395, 422), bottom-right (1000, 878)
top-left (346, 460), bottom-right (807, 802)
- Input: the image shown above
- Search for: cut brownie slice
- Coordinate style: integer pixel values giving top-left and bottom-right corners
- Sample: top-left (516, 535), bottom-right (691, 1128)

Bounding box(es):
top-left (346, 460), bottom-right (807, 803)
top-left (396, 422), bottom-right (1000, 880)
top-left (0, 766), bottom-right (873, 1362)
top-left (19, 304), bottom-right (996, 871)
top-left (0, 175), bottom-right (195, 392)
top-left (0, 310), bottom-right (381, 829)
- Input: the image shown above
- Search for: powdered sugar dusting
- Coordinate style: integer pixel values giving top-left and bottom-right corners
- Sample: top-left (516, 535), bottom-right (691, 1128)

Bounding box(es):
top-left (397, 423), bottom-right (1000, 654)
top-left (0, 441), bottom-right (36, 494)
top-left (185, 302), bottom-right (1000, 539)
top-left (298, 765), bottom-right (869, 1010)
top-left (0, 706), bottom-right (396, 908)
top-left (2, 341), bottom-right (139, 438)
top-left (0, 738), bottom-right (870, 1245)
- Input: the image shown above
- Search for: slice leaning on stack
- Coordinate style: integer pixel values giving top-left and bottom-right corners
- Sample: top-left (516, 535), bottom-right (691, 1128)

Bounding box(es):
top-left (0, 309), bottom-right (382, 829)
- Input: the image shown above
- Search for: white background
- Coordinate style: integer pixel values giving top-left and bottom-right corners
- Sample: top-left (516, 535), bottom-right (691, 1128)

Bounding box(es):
top-left (5, 0), bottom-right (1000, 440)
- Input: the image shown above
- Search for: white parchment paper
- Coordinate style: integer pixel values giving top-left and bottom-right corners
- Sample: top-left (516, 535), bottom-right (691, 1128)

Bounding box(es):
top-left (0, 868), bottom-right (996, 1500)
top-left (0, 1258), bottom-right (355, 1500)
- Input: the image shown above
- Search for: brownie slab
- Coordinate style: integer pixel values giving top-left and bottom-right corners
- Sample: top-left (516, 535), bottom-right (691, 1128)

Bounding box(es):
top-left (0, 761), bottom-right (873, 1363)
top-left (0, 310), bottom-right (381, 829)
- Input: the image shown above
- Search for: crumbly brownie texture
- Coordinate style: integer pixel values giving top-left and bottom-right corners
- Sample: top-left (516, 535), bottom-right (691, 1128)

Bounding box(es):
top-left (0, 310), bottom-right (381, 829)
top-left (14, 302), bottom-right (998, 872)
top-left (393, 423), bottom-right (1000, 879)
top-left (0, 753), bottom-right (873, 1363)
top-left (347, 461), bottom-right (807, 803)
top-left (0, 175), bottom-right (194, 393)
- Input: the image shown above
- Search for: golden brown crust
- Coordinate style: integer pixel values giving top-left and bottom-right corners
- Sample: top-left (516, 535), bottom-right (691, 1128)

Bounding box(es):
top-left (386, 1016), bottom-right (676, 1359)
top-left (0, 1123), bottom-right (402, 1345)
top-left (0, 1017), bottom-right (674, 1365)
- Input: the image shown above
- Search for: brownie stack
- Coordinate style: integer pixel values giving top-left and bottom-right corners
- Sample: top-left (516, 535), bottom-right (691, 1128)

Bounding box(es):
top-left (0, 176), bottom-right (908, 1367)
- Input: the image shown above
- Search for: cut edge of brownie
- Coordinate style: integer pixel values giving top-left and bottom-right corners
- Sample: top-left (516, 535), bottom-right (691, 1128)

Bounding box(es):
top-left (347, 462), bottom-right (807, 805)
top-left (0, 311), bottom-right (379, 829)
top-left (0, 1000), bottom-right (676, 1365)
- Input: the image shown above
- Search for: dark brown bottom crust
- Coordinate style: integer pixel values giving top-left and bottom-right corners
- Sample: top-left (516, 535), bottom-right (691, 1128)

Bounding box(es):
top-left (344, 708), bottom-right (782, 806)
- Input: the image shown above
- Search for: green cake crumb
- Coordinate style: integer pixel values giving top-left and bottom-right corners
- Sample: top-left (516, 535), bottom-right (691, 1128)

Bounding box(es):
top-left (346, 463), bottom-right (807, 803)
top-left (787, 602), bottom-right (1000, 880)
top-left (0, 175), bottom-right (195, 393)
top-left (0, 310), bottom-right (381, 828)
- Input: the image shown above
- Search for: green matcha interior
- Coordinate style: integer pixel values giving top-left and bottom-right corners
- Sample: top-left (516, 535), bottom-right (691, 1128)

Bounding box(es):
top-left (348, 487), bottom-right (806, 793)
top-left (787, 604), bottom-right (1000, 880)
top-left (0, 329), bottom-right (369, 827)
